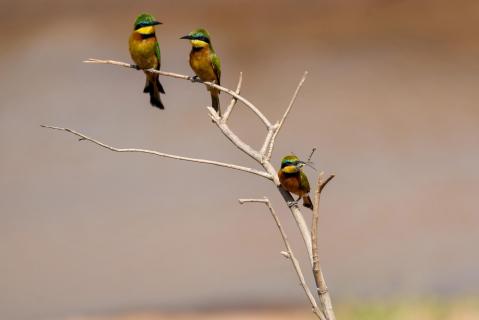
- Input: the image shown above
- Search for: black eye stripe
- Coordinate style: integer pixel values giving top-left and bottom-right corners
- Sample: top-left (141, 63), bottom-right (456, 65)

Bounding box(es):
top-left (193, 36), bottom-right (210, 44)
top-left (281, 160), bottom-right (299, 168)
top-left (281, 161), bottom-right (293, 168)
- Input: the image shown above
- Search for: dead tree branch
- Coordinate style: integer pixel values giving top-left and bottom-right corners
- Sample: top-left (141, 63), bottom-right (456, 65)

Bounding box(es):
top-left (43, 58), bottom-right (336, 319)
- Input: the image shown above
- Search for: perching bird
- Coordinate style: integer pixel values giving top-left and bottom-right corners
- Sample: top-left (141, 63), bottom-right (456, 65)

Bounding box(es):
top-left (128, 13), bottom-right (165, 109)
top-left (278, 155), bottom-right (313, 210)
top-left (180, 29), bottom-right (222, 115)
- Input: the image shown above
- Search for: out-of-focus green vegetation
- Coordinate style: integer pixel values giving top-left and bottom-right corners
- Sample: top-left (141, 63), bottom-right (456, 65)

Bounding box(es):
top-left (336, 298), bottom-right (479, 320)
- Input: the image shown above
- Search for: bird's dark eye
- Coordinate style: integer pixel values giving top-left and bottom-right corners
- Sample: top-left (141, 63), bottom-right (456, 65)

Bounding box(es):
top-left (194, 36), bottom-right (210, 44)
top-left (135, 22), bottom-right (148, 30)
top-left (281, 160), bottom-right (293, 168)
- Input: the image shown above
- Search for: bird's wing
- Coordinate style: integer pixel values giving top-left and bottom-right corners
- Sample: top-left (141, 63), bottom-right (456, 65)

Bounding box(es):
top-left (300, 171), bottom-right (311, 193)
top-left (210, 52), bottom-right (221, 85)
top-left (155, 41), bottom-right (161, 70)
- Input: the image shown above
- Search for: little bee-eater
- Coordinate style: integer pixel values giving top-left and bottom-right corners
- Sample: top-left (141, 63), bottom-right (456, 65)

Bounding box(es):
top-left (278, 155), bottom-right (314, 210)
top-left (180, 29), bottom-right (222, 115)
top-left (129, 13), bottom-right (165, 109)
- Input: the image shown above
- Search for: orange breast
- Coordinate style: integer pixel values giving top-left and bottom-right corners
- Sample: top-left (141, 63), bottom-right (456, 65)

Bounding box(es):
top-left (278, 170), bottom-right (304, 197)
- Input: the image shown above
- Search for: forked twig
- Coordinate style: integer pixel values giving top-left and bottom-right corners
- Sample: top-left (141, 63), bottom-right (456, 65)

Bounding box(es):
top-left (240, 198), bottom-right (326, 320)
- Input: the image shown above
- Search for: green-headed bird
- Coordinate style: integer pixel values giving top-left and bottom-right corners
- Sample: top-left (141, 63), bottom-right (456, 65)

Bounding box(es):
top-left (278, 155), bottom-right (313, 210)
top-left (129, 13), bottom-right (165, 109)
top-left (180, 29), bottom-right (222, 115)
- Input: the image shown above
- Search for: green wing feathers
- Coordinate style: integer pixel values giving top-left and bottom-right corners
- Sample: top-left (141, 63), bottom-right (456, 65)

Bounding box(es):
top-left (155, 41), bottom-right (161, 68)
top-left (211, 53), bottom-right (221, 85)
top-left (300, 171), bottom-right (311, 193)
top-left (154, 41), bottom-right (165, 94)
top-left (210, 52), bottom-right (221, 114)
top-left (300, 172), bottom-right (313, 209)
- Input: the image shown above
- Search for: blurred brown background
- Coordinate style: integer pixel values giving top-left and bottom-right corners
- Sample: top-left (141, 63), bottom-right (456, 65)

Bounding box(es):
top-left (1, 0), bottom-right (479, 319)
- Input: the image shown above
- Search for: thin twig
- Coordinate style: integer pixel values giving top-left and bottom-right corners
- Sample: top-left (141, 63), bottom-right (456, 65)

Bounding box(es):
top-left (307, 147), bottom-right (317, 163)
top-left (222, 72), bottom-right (243, 122)
top-left (239, 198), bottom-right (326, 320)
top-left (265, 71), bottom-right (308, 160)
top-left (207, 107), bottom-right (263, 162)
top-left (311, 173), bottom-right (336, 320)
top-left (84, 59), bottom-right (272, 128)
top-left (41, 125), bottom-right (272, 180)
top-left (320, 175), bottom-right (335, 193)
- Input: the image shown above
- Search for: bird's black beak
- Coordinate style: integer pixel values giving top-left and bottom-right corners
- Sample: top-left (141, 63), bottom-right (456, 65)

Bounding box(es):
top-left (151, 21), bottom-right (162, 26)
top-left (180, 35), bottom-right (193, 40)
top-left (299, 160), bottom-right (317, 171)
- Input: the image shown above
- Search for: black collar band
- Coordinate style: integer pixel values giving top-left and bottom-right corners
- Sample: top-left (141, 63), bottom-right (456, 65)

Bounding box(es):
top-left (140, 32), bottom-right (156, 39)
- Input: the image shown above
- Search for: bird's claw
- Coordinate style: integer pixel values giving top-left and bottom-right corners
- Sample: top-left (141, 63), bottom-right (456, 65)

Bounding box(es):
top-left (287, 200), bottom-right (299, 208)
top-left (190, 75), bottom-right (200, 82)
top-left (133, 64), bottom-right (141, 70)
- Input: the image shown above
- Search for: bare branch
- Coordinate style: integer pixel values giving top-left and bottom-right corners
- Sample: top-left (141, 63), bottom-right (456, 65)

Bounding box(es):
top-left (265, 71), bottom-right (308, 160)
top-left (84, 59), bottom-right (272, 128)
top-left (222, 72), bottom-right (243, 122)
top-left (41, 125), bottom-right (272, 180)
top-left (312, 173), bottom-right (336, 320)
top-left (239, 198), bottom-right (326, 320)
top-left (208, 108), bottom-right (262, 162)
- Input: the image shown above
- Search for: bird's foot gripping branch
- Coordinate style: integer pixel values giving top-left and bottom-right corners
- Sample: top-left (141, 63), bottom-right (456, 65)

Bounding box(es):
top-left (42, 58), bottom-right (336, 320)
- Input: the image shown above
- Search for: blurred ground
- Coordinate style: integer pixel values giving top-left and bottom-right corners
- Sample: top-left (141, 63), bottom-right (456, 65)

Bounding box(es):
top-left (1, 0), bottom-right (479, 320)
top-left (68, 299), bottom-right (479, 320)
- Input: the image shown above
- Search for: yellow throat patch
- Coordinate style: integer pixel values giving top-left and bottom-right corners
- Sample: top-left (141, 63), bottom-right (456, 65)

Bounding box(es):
top-left (282, 166), bottom-right (299, 174)
top-left (191, 39), bottom-right (209, 48)
top-left (136, 26), bottom-right (155, 35)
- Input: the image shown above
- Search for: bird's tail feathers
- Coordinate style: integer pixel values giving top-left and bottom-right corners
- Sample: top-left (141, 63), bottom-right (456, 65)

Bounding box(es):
top-left (149, 84), bottom-right (164, 109)
top-left (303, 195), bottom-right (313, 210)
top-left (211, 91), bottom-right (220, 116)
top-left (144, 74), bottom-right (165, 94)
top-left (143, 79), bottom-right (150, 93)
top-left (143, 74), bottom-right (164, 109)
top-left (157, 77), bottom-right (165, 94)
